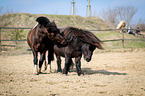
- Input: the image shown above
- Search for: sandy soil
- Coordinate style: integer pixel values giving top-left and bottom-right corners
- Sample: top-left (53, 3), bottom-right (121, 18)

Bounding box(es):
top-left (0, 49), bottom-right (145, 96)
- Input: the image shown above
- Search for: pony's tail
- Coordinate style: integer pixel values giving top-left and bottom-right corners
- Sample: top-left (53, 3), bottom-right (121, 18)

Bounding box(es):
top-left (36, 16), bottom-right (50, 27)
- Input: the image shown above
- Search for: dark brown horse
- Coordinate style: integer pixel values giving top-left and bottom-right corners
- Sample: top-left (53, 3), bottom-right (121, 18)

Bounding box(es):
top-left (27, 16), bottom-right (67, 75)
top-left (54, 27), bottom-right (104, 76)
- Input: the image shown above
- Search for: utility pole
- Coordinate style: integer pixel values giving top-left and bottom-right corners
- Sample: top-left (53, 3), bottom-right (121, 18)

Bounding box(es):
top-left (87, 0), bottom-right (91, 17)
top-left (70, 0), bottom-right (76, 16)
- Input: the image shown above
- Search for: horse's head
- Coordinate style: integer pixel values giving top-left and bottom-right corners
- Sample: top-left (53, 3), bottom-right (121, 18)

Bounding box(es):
top-left (45, 21), bottom-right (67, 46)
top-left (81, 43), bottom-right (96, 62)
top-left (36, 17), bottom-right (67, 46)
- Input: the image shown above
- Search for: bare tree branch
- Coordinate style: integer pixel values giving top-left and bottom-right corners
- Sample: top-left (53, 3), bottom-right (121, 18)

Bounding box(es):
top-left (101, 6), bottom-right (138, 28)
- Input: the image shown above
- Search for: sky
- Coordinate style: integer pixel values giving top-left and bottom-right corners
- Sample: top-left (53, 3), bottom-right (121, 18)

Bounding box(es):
top-left (0, 0), bottom-right (145, 22)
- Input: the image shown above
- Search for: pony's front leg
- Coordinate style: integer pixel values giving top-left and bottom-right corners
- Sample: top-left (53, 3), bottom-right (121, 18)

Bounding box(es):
top-left (63, 57), bottom-right (71, 75)
top-left (38, 52), bottom-right (46, 74)
top-left (32, 50), bottom-right (38, 75)
top-left (69, 59), bottom-right (74, 72)
top-left (56, 56), bottom-right (62, 72)
top-left (75, 56), bottom-right (84, 76)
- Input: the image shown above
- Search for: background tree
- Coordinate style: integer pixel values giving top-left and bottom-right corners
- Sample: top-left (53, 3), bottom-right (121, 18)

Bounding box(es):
top-left (101, 7), bottom-right (118, 28)
top-left (117, 6), bottom-right (137, 28)
top-left (101, 6), bottom-right (138, 28)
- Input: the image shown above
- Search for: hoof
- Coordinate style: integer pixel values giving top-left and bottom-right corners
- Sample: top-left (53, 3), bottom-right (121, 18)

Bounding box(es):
top-left (57, 69), bottom-right (62, 73)
top-left (33, 65), bottom-right (39, 75)
top-left (42, 63), bottom-right (47, 71)
top-left (62, 69), bottom-right (68, 75)
top-left (44, 64), bottom-right (52, 73)
top-left (33, 70), bottom-right (39, 75)
top-left (78, 72), bottom-right (84, 76)
top-left (38, 68), bottom-right (42, 74)
top-left (45, 69), bottom-right (52, 73)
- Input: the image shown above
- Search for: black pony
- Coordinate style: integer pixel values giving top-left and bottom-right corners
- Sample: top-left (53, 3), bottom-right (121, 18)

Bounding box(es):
top-left (54, 27), bottom-right (104, 76)
top-left (27, 17), bottom-right (67, 75)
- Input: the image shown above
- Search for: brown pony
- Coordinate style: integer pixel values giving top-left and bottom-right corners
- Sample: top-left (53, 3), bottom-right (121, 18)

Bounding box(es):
top-left (27, 17), bottom-right (67, 75)
top-left (54, 27), bottom-right (104, 76)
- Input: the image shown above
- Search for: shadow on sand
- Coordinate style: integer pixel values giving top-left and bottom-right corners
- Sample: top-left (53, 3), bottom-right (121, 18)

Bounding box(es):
top-left (81, 68), bottom-right (127, 75)
top-left (49, 68), bottom-right (127, 76)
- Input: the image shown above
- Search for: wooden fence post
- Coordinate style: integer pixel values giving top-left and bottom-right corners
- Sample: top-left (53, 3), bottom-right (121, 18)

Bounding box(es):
top-left (122, 29), bottom-right (124, 48)
top-left (0, 28), bottom-right (1, 52)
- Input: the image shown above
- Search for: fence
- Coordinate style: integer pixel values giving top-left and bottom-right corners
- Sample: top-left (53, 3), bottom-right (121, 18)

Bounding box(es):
top-left (0, 27), bottom-right (31, 52)
top-left (0, 27), bottom-right (145, 52)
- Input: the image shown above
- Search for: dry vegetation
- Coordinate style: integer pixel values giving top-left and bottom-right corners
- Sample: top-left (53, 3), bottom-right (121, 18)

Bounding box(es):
top-left (0, 13), bottom-right (109, 29)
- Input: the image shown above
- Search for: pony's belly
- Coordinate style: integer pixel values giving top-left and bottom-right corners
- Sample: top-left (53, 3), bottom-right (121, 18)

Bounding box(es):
top-left (71, 51), bottom-right (82, 57)
top-left (54, 47), bottom-right (65, 57)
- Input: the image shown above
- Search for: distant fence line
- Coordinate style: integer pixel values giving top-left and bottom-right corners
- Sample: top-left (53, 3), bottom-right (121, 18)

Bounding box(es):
top-left (0, 27), bottom-right (145, 52)
top-left (1, 27), bottom-right (145, 31)
top-left (0, 27), bottom-right (31, 29)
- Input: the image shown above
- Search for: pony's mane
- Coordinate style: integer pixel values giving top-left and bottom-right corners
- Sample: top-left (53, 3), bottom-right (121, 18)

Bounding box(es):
top-left (36, 16), bottom-right (50, 27)
top-left (63, 27), bottom-right (104, 49)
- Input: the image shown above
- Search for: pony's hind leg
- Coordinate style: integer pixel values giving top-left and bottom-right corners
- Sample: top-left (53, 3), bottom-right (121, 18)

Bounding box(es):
top-left (32, 50), bottom-right (38, 75)
top-left (63, 57), bottom-right (71, 75)
top-left (38, 52), bottom-right (46, 74)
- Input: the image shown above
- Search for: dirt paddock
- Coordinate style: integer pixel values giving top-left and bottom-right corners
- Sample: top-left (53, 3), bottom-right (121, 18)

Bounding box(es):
top-left (0, 49), bottom-right (145, 96)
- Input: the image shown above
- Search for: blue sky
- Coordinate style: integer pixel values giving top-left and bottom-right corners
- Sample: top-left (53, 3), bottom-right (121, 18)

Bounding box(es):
top-left (0, 0), bottom-right (145, 21)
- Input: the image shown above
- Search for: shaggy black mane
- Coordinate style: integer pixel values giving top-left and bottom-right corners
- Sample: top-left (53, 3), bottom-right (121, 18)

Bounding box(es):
top-left (63, 27), bottom-right (104, 49)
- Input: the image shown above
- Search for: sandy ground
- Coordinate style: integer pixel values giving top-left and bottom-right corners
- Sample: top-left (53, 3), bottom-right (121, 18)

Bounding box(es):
top-left (0, 49), bottom-right (145, 96)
